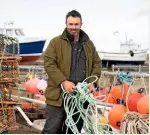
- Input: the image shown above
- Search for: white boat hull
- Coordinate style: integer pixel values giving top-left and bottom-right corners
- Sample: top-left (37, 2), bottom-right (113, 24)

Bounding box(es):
top-left (98, 50), bottom-right (148, 62)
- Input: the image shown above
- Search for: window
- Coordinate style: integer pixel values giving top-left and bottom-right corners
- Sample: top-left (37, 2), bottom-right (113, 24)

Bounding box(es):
top-left (15, 29), bottom-right (24, 36)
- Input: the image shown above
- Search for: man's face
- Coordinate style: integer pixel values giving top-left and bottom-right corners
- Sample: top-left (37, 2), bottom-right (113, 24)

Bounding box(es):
top-left (66, 16), bottom-right (82, 36)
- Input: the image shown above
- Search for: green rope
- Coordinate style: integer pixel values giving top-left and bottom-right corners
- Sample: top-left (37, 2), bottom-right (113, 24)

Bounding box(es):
top-left (115, 71), bottom-right (134, 104)
top-left (117, 72), bottom-right (133, 85)
top-left (61, 76), bottom-right (113, 134)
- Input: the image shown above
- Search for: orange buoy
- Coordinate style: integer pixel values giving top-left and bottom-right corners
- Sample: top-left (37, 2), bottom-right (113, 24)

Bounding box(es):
top-left (122, 82), bottom-right (129, 101)
top-left (108, 105), bottom-right (127, 129)
top-left (137, 95), bottom-right (149, 114)
top-left (111, 82), bottom-right (129, 104)
top-left (127, 92), bottom-right (145, 112)
top-left (93, 87), bottom-right (109, 101)
top-left (106, 93), bottom-right (116, 104)
top-left (22, 101), bottom-right (32, 109)
top-left (25, 78), bottom-right (40, 94)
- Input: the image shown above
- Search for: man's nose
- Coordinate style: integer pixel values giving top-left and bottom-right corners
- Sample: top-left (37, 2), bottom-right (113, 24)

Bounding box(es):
top-left (72, 24), bottom-right (77, 29)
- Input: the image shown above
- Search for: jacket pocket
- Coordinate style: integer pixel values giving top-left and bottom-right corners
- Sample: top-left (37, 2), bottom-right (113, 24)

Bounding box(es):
top-left (44, 85), bottom-right (61, 101)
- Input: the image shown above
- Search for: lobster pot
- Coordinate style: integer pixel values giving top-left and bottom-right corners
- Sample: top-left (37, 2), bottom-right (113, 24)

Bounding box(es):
top-left (95, 71), bottom-right (149, 134)
top-left (0, 57), bottom-right (21, 81)
top-left (0, 34), bottom-right (21, 132)
top-left (0, 34), bottom-right (19, 54)
top-left (0, 34), bottom-right (21, 82)
top-left (119, 82), bottom-right (149, 134)
top-left (84, 103), bottom-right (119, 134)
top-left (0, 108), bottom-right (19, 133)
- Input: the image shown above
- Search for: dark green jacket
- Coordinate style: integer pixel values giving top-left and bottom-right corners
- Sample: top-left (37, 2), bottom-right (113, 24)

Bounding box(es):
top-left (43, 29), bottom-right (101, 106)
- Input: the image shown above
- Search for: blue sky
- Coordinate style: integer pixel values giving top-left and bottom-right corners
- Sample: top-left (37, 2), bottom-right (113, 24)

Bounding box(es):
top-left (0, 0), bottom-right (149, 52)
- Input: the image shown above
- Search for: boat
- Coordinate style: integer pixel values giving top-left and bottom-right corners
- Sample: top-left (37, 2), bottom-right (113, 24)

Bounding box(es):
top-left (98, 38), bottom-right (148, 67)
top-left (0, 22), bottom-right (46, 64)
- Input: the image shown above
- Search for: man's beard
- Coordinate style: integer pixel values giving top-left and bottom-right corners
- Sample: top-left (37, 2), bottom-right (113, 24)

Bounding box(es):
top-left (68, 28), bottom-right (78, 34)
top-left (70, 31), bottom-right (79, 36)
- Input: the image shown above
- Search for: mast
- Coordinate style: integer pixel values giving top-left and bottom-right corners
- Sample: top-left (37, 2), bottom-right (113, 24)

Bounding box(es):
top-left (125, 32), bottom-right (128, 43)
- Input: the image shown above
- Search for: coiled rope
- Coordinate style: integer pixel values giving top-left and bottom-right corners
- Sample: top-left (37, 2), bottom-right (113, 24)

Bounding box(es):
top-left (120, 111), bottom-right (149, 134)
top-left (61, 76), bottom-right (113, 134)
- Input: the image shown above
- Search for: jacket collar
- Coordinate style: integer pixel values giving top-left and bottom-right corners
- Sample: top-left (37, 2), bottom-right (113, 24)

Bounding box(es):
top-left (61, 28), bottom-right (89, 42)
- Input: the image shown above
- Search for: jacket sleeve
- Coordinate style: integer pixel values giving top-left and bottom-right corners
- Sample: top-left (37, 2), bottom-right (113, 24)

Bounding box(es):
top-left (43, 39), bottom-right (66, 86)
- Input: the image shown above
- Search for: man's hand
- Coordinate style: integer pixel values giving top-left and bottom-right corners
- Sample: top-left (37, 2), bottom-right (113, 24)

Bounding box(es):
top-left (89, 84), bottom-right (96, 93)
top-left (61, 80), bottom-right (76, 93)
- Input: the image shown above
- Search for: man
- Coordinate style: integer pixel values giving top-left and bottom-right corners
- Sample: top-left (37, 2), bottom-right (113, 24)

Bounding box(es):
top-left (42, 10), bottom-right (101, 134)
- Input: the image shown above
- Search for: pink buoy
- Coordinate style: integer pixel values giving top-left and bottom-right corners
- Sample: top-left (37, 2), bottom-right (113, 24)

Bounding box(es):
top-left (25, 78), bottom-right (40, 94)
top-left (37, 79), bottom-right (47, 94)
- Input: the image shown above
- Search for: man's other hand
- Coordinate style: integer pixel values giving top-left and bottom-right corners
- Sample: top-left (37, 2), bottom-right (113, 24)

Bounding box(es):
top-left (61, 80), bottom-right (76, 93)
top-left (89, 84), bottom-right (96, 93)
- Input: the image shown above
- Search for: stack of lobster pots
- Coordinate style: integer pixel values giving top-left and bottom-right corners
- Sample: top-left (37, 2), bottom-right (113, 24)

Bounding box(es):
top-left (0, 34), bottom-right (22, 133)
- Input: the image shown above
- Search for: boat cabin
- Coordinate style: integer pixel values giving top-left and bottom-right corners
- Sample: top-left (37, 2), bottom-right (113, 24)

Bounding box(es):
top-left (120, 42), bottom-right (141, 53)
top-left (0, 28), bottom-right (24, 37)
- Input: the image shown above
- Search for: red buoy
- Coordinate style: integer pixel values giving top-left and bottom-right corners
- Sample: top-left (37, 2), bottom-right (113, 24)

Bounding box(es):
top-left (106, 93), bottom-right (116, 104)
top-left (127, 92), bottom-right (145, 112)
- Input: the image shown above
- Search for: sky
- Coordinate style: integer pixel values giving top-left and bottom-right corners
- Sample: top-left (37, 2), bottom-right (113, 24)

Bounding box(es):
top-left (0, 0), bottom-right (149, 52)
